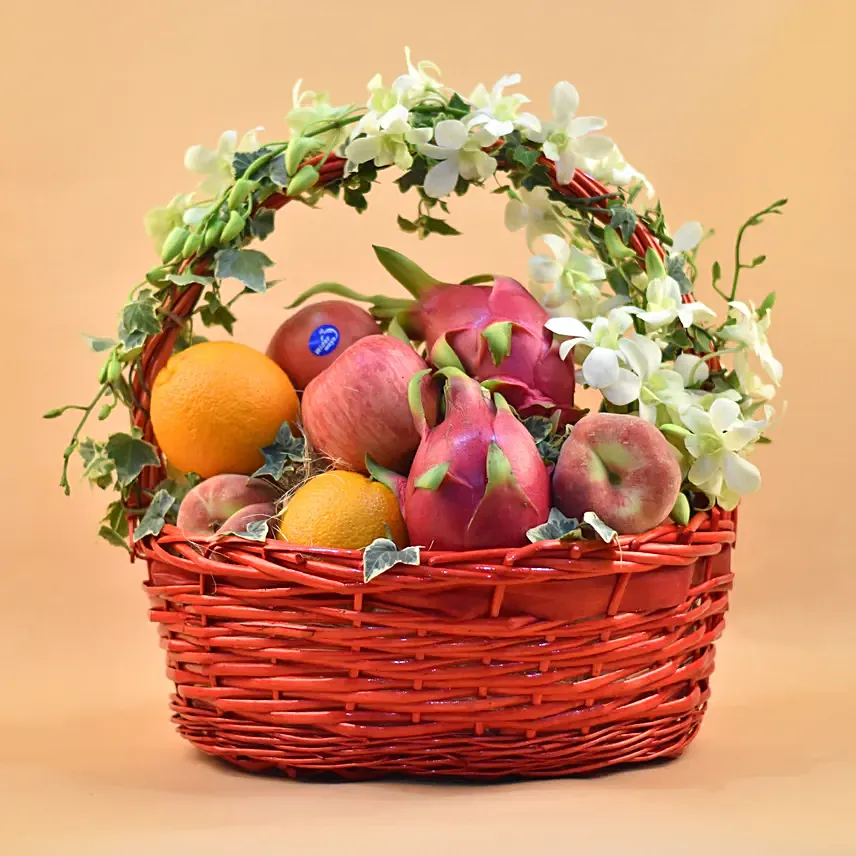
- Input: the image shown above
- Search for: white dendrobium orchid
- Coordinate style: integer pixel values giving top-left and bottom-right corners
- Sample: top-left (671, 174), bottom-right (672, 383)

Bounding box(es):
top-left (345, 108), bottom-right (432, 173)
top-left (618, 334), bottom-right (690, 423)
top-left (527, 82), bottom-right (613, 184)
top-left (419, 120), bottom-right (498, 198)
top-left (673, 352), bottom-right (711, 387)
top-left (734, 350), bottom-right (775, 403)
top-left (184, 128), bottom-right (263, 198)
top-left (679, 397), bottom-right (765, 510)
top-left (528, 234), bottom-right (607, 319)
top-left (721, 301), bottom-right (783, 385)
top-left (286, 82), bottom-right (351, 149)
top-left (669, 221), bottom-right (704, 257)
top-left (629, 275), bottom-right (716, 330)
top-left (580, 143), bottom-right (653, 197)
top-left (390, 47), bottom-right (444, 106)
top-left (467, 74), bottom-right (541, 137)
top-left (546, 308), bottom-right (641, 405)
top-left (505, 186), bottom-right (565, 249)
top-left (144, 192), bottom-right (195, 253)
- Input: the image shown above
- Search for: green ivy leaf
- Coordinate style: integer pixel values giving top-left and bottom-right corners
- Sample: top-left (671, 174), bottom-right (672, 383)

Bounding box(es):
top-left (454, 176), bottom-right (469, 196)
top-left (523, 415), bottom-right (554, 444)
top-left (268, 156), bottom-right (288, 188)
top-left (666, 256), bottom-right (694, 294)
top-left (199, 291), bottom-right (236, 335)
top-left (118, 289), bottom-right (161, 351)
top-left (105, 431), bottom-right (160, 487)
top-left (397, 215), bottom-right (420, 233)
top-left (396, 158), bottom-right (428, 193)
top-left (250, 208), bottom-right (276, 240)
top-left (520, 163), bottom-right (551, 191)
top-left (98, 499), bottom-right (130, 551)
top-left (252, 422), bottom-right (305, 480)
top-left (133, 489), bottom-right (174, 542)
top-left (610, 207), bottom-right (638, 244)
top-left (83, 335), bottom-right (117, 352)
top-left (363, 538), bottom-right (421, 583)
top-left (512, 145), bottom-right (540, 169)
top-left (214, 248), bottom-right (274, 294)
top-left (79, 437), bottom-right (115, 489)
top-left (218, 519), bottom-right (269, 542)
top-left (527, 508), bottom-right (581, 543)
top-left (343, 187), bottom-right (368, 212)
top-left (605, 267), bottom-right (630, 298)
top-left (421, 216), bottom-right (461, 237)
top-left (165, 272), bottom-right (214, 288)
top-left (582, 511), bottom-right (618, 544)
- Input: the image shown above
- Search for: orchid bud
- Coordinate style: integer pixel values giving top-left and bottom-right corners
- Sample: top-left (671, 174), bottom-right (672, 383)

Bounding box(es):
top-left (286, 165), bottom-right (320, 197)
top-left (160, 227), bottom-right (189, 263)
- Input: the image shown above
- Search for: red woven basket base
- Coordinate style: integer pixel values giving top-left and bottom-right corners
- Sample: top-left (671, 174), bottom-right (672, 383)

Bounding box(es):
top-left (170, 703), bottom-right (707, 779)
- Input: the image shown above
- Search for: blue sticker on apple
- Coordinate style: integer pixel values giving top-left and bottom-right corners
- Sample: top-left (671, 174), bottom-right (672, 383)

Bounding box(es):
top-left (308, 325), bottom-right (340, 356)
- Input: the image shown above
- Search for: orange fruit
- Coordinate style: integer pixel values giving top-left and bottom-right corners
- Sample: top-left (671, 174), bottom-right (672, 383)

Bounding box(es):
top-left (278, 471), bottom-right (407, 549)
top-left (151, 341), bottom-right (299, 478)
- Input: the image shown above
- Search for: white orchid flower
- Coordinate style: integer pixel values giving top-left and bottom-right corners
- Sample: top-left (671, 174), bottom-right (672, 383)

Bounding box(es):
top-left (721, 301), bottom-right (783, 385)
top-left (467, 74), bottom-right (540, 137)
top-left (184, 128), bottom-right (262, 198)
top-left (618, 334), bottom-right (690, 423)
top-left (144, 192), bottom-right (195, 253)
top-left (670, 221), bottom-right (704, 257)
top-left (345, 108), bottom-right (432, 173)
top-left (734, 349), bottom-right (776, 403)
top-left (528, 234), bottom-right (607, 320)
top-left (629, 275), bottom-right (716, 330)
top-left (286, 81), bottom-right (351, 149)
top-left (419, 120), bottom-right (498, 198)
top-left (505, 186), bottom-right (565, 249)
top-left (580, 143), bottom-right (654, 197)
top-left (679, 397), bottom-right (764, 510)
top-left (546, 308), bottom-right (641, 405)
top-left (527, 82), bottom-right (613, 184)
top-left (673, 352), bottom-right (711, 387)
top-left (390, 47), bottom-right (444, 105)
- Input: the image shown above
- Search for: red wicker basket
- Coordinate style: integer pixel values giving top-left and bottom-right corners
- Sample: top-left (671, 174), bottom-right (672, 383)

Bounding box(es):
top-left (132, 156), bottom-right (736, 779)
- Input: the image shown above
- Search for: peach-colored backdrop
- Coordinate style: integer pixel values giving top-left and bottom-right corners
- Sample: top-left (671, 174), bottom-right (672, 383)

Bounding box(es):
top-left (2, 0), bottom-right (855, 853)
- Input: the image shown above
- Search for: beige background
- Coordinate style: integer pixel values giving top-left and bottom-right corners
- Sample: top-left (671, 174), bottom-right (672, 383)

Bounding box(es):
top-left (2, 0), bottom-right (855, 853)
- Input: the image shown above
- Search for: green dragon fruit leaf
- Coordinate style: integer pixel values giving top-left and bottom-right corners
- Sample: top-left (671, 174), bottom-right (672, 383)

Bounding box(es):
top-left (526, 507), bottom-right (581, 543)
top-left (363, 538), bottom-right (421, 583)
top-left (365, 455), bottom-right (406, 500)
top-left (386, 316), bottom-right (413, 345)
top-left (430, 334), bottom-right (466, 372)
top-left (407, 368), bottom-right (433, 435)
top-left (372, 245), bottom-right (443, 297)
top-left (485, 441), bottom-right (514, 487)
top-left (286, 281), bottom-right (414, 312)
top-left (482, 320), bottom-right (513, 366)
top-left (459, 273), bottom-right (495, 284)
top-left (414, 462), bottom-right (451, 490)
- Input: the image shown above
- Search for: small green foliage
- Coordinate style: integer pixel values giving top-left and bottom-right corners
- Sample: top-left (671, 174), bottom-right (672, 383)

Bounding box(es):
top-left (363, 538), bottom-right (421, 583)
top-left (165, 272), bottom-right (214, 288)
top-left (79, 437), bottom-right (115, 489)
top-left (214, 248), bottom-right (274, 294)
top-left (119, 289), bottom-right (161, 351)
top-left (218, 519), bottom-right (269, 542)
top-left (582, 511), bottom-right (618, 544)
top-left (666, 255), bottom-right (694, 294)
top-left (414, 462), bottom-right (450, 491)
top-left (482, 320), bottom-right (513, 366)
top-left (670, 493), bottom-right (692, 526)
top-left (105, 431), bottom-right (160, 487)
top-left (397, 215), bottom-right (419, 233)
top-left (610, 206), bottom-right (638, 244)
top-left (512, 145), bottom-right (540, 169)
top-left (604, 226), bottom-right (636, 261)
top-left (526, 507), bottom-right (581, 543)
top-left (199, 290), bottom-right (237, 335)
top-left (758, 291), bottom-right (776, 317)
top-left (250, 208), bottom-right (276, 240)
top-left (396, 158), bottom-right (428, 192)
top-left (83, 335), bottom-right (117, 352)
top-left (343, 186), bottom-right (368, 212)
top-left (133, 489), bottom-right (175, 542)
top-left (252, 422), bottom-right (305, 480)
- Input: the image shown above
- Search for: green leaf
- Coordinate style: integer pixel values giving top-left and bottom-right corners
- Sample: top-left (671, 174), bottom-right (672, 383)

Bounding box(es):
top-left (526, 507), bottom-right (581, 543)
top-left (396, 158), bottom-right (428, 193)
top-left (83, 335), bottom-right (117, 352)
top-left (454, 176), bottom-right (469, 196)
top-left (604, 226), bottom-right (636, 260)
top-left (481, 320), bottom-right (513, 366)
top-left (199, 291), bottom-right (236, 335)
top-left (363, 538), bottom-right (421, 583)
top-left (268, 156), bottom-right (288, 187)
top-left (343, 186), bottom-right (368, 212)
top-left (214, 248), bottom-right (274, 294)
top-left (218, 519), bottom-right (270, 542)
top-left (165, 272), bottom-right (215, 287)
top-left (523, 415), bottom-right (554, 444)
top-left (422, 216), bottom-right (461, 237)
top-left (252, 422), bottom-right (305, 480)
top-left (414, 462), bottom-right (450, 491)
top-left (582, 511), bottom-right (618, 544)
top-left (758, 291), bottom-right (777, 317)
top-left (605, 267), bottom-right (630, 298)
top-left (79, 437), bottom-right (115, 489)
top-left (99, 524), bottom-right (131, 551)
top-left (397, 215), bottom-right (420, 233)
top-left (512, 145), bottom-right (540, 169)
top-left (610, 207), bottom-right (638, 244)
top-left (644, 247), bottom-right (667, 279)
top-left (119, 289), bottom-right (161, 351)
top-left (667, 327), bottom-right (693, 350)
top-left (448, 92), bottom-right (469, 113)
top-left (666, 256), bottom-right (694, 294)
top-left (133, 489), bottom-right (174, 542)
top-left (670, 493), bottom-right (691, 526)
top-left (250, 208), bottom-right (276, 240)
top-left (105, 431), bottom-right (160, 487)
top-left (711, 261), bottom-right (722, 288)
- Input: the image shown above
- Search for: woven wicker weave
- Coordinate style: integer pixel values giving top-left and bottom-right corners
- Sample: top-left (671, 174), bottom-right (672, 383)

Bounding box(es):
top-left (132, 157), bottom-right (736, 779)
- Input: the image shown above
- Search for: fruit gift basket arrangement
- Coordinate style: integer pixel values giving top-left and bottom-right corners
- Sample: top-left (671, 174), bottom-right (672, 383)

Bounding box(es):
top-left (49, 50), bottom-right (785, 779)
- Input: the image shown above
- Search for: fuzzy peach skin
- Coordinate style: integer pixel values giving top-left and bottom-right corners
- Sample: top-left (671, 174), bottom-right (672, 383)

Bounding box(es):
top-left (176, 475), bottom-right (280, 535)
top-left (552, 413), bottom-right (682, 535)
top-left (217, 502), bottom-right (277, 536)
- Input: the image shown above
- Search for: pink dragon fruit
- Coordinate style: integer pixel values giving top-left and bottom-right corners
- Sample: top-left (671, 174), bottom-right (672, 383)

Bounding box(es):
top-left (370, 368), bottom-right (551, 552)
top-left (288, 247), bottom-right (581, 425)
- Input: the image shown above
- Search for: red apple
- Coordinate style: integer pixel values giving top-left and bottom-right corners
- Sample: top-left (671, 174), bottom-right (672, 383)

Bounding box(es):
top-left (266, 300), bottom-right (381, 390)
top-left (552, 413), bottom-right (682, 535)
